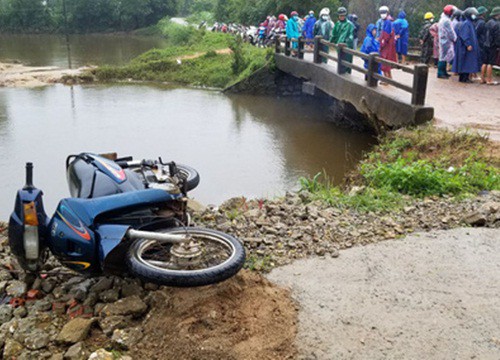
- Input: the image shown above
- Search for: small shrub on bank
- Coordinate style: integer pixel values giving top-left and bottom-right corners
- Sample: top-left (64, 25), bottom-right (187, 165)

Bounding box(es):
top-left (300, 126), bottom-right (500, 212)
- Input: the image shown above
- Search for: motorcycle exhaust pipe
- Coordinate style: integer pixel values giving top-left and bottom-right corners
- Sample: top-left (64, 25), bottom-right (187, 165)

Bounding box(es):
top-left (126, 229), bottom-right (190, 244)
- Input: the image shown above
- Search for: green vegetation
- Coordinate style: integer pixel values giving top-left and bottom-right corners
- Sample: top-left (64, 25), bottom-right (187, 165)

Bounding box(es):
top-left (0, 0), bottom-right (179, 33)
top-left (92, 22), bottom-right (271, 88)
top-left (245, 254), bottom-right (273, 271)
top-left (300, 126), bottom-right (500, 212)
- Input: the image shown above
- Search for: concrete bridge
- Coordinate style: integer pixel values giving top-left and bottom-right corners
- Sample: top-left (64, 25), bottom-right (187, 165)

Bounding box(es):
top-left (227, 36), bottom-right (499, 138)
top-left (275, 36), bottom-right (435, 131)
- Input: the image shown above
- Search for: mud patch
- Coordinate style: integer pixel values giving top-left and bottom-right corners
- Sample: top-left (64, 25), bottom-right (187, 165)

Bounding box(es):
top-left (131, 270), bottom-right (297, 360)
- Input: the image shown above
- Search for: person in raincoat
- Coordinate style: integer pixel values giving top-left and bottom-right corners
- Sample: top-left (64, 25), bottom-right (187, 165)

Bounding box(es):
top-left (452, 7), bottom-right (481, 82)
top-left (475, 6), bottom-right (489, 82)
top-left (419, 12), bottom-right (435, 65)
top-left (303, 11), bottom-right (316, 46)
top-left (438, 5), bottom-right (458, 79)
top-left (276, 14), bottom-right (286, 33)
top-left (482, 6), bottom-right (499, 84)
top-left (330, 7), bottom-right (355, 74)
top-left (286, 11), bottom-right (301, 54)
top-left (393, 11), bottom-right (409, 64)
top-left (430, 21), bottom-right (440, 65)
top-left (314, 7), bottom-right (334, 63)
top-left (377, 6), bottom-right (397, 79)
top-left (360, 24), bottom-right (381, 75)
top-left (348, 14), bottom-right (360, 49)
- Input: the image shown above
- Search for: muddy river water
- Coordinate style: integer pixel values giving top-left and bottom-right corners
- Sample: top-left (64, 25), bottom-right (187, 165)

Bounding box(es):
top-left (0, 35), bottom-right (374, 219)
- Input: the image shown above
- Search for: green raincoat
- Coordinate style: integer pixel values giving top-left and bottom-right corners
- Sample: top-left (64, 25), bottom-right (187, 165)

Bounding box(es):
top-left (330, 19), bottom-right (355, 73)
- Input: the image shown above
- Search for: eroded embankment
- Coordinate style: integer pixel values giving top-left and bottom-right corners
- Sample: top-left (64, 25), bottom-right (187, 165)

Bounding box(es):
top-left (0, 222), bottom-right (297, 359)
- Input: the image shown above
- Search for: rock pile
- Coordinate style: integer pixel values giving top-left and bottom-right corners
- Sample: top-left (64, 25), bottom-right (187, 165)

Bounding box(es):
top-left (0, 189), bottom-right (498, 358)
top-left (195, 190), bottom-right (500, 270)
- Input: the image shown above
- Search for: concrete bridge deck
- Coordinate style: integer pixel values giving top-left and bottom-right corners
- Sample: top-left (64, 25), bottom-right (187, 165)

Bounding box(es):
top-left (280, 52), bottom-right (500, 141)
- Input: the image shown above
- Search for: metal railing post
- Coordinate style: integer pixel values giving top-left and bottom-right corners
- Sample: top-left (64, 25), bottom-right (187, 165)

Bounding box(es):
top-left (367, 52), bottom-right (379, 87)
top-left (275, 36), bottom-right (281, 54)
top-left (412, 64), bottom-right (429, 105)
top-left (313, 36), bottom-right (323, 64)
top-left (337, 43), bottom-right (346, 75)
top-left (285, 38), bottom-right (291, 56)
top-left (298, 37), bottom-right (304, 60)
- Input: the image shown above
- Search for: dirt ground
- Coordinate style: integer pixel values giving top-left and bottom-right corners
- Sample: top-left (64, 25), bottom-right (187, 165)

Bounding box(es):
top-left (130, 270), bottom-right (297, 360)
top-left (0, 62), bottom-right (90, 87)
top-left (268, 228), bottom-right (500, 360)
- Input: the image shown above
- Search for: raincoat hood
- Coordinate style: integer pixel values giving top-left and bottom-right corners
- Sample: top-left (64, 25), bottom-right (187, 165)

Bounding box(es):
top-left (398, 11), bottom-right (406, 19)
top-left (366, 24), bottom-right (376, 37)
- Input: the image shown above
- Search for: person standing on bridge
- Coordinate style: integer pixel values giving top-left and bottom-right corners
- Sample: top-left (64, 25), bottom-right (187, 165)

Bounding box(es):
top-left (419, 12), bottom-right (436, 65)
top-left (453, 7), bottom-right (481, 83)
top-left (276, 14), bottom-right (286, 33)
top-left (286, 11), bottom-right (301, 56)
top-left (377, 6), bottom-right (397, 80)
top-left (314, 8), bottom-right (334, 63)
top-left (482, 6), bottom-right (500, 85)
top-left (330, 7), bottom-right (355, 74)
top-left (437, 5), bottom-right (457, 79)
top-left (303, 11), bottom-right (316, 48)
top-left (393, 11), bottom-right (409, 64)
top-left (361, 24), bottom-right (381, 75)
top-left (348, 14), bottom-right (360, 49)
top-left (475, 6), bottom-right (489, 83)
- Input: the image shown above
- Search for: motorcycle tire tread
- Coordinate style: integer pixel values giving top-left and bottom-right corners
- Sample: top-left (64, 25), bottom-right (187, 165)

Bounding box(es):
top-left (126, 227), bottom-right (245, 287)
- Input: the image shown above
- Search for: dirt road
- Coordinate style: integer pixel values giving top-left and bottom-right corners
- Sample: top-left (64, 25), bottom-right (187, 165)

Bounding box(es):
top-left (268, 228), bottom-right (500, 360)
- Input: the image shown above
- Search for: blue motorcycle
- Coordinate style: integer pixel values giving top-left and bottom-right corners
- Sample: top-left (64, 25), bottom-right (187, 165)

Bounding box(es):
top-left (8, 153), bottom-right (245, 287)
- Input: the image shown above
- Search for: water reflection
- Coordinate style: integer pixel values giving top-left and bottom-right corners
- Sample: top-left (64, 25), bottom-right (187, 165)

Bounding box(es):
top-left (0, 34), bottom-right (168, 67)
top-left (0, 84), bottom-right (375, 219)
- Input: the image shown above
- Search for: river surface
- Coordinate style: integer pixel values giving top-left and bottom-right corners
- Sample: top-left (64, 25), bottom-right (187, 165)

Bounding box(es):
top-left (0, 34), bottom-right (168, 68)
top-left (0, 34), bottom-right (375, 220)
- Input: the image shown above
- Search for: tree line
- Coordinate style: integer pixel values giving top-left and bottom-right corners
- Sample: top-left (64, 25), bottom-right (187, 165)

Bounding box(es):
top-left (0, 0), bottom-right (179, 33)
top-left (0, 0), bottom-right (498, 34)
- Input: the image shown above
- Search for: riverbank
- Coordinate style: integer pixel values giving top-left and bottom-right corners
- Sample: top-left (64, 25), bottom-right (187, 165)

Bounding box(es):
top-left (0, 62), bottom-right (93, 88)
top-left (0, 126), bottom-right (499, 358)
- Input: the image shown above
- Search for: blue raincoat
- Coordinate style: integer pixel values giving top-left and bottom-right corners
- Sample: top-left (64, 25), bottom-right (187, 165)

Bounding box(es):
top-left (303, 15), bottom-right (316, 40)
top-left (286, 17), bottom-right (301, 49)
top-left (360, 24), bottom-right (381, 73)
top-left (452, 18), bottom-right (481, 74)
top-left (393, 11), bottom-right (409, 55)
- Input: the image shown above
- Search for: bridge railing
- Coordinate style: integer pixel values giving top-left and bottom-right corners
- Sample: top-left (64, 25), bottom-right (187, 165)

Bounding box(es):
top-left (276, 35), bottom-right (429, 106)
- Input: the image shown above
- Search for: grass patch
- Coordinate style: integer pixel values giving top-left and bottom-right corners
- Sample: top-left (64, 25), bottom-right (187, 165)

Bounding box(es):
top-left (245, 255), bottom-right (273, 272)
top-left (92, 18), bottom-right (270, 88)
top-left (300, 126), bottom-right (500, 212)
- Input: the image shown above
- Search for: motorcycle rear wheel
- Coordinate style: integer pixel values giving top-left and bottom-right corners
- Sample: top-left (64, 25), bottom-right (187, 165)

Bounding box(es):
top-left (176, 164), bottom-right (200, 192)
top-left (127, 227), bottom-right (245, 287)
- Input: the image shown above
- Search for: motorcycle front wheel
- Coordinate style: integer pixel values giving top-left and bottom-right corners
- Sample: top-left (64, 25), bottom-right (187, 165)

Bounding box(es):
top-left (126, 227), bottom-right (245, 287)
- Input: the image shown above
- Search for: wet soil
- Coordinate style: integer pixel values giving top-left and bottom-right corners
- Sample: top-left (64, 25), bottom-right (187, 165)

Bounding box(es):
top-left (130, 270), bottom-right (297, 360)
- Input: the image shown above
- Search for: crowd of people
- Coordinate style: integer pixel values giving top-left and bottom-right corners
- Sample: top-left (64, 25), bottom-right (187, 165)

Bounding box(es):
top-left (250, 4), bottom-right (499, 85)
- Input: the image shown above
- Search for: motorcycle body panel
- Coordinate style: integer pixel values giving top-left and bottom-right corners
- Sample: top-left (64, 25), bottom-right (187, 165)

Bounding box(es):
top-left (49, 189), bottom-right (182, 274)
top-left (67, 153), bottom-right (144, 198)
